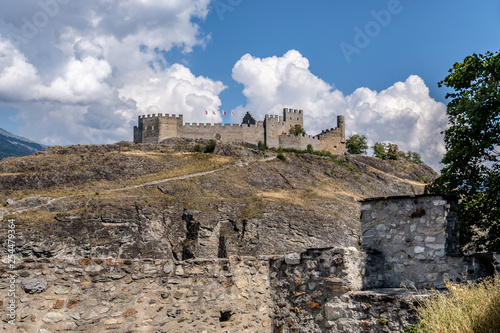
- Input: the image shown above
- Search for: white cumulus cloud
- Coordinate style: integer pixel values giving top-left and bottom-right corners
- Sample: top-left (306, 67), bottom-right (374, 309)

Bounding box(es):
top-left (0, 0), bottom-right (221, 145)
top-left (232, 50), bottom-right (447, 170)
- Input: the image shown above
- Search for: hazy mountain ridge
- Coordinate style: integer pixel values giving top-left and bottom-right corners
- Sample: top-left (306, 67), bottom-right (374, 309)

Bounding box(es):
top-left (0, 128), bottom-right (47, 159)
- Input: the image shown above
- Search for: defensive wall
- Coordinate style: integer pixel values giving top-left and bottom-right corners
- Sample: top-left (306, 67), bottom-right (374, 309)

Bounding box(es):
top-left (2, 195), bottom-right (499, 332)
top-left (133, 108), bottom-right (346, 155)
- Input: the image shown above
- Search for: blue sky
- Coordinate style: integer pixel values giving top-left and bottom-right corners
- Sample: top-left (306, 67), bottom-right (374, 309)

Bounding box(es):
top-left (0, 0), bottom-right (499, 169)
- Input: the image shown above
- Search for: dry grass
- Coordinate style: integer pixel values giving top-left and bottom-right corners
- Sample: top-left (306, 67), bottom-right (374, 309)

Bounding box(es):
top-left (408, 276), bottom-right (500, 333)
top-left (0, 153), bottom-right (235, 202)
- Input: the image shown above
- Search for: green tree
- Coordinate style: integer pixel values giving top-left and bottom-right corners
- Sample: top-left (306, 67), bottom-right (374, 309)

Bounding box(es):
top-left (385, 143), bottom-right (402, 160)
top-left (405, 151), bottom-right (423, 164)
top-left (426, 50), bottom-right (500, 252)
top-left (373, 142), bottom-right (421, 162)
top-left (289, 124), bottom-right (306, 136)
top-left (346, 134), bottom-right (368, 155)
top-left (373, 142), bottom-right (387, 159)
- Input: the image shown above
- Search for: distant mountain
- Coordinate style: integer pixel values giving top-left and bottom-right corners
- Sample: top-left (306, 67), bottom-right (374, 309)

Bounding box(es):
top-left (0, 128), bottom-right (47, 159)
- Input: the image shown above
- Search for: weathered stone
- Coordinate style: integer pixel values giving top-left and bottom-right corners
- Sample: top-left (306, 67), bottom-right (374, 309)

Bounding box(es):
top-left (78, 258), bottom-right (92, 265)
top-left (21, 278), bottom-right (47, 294)
top-left (54, 299), bottom-right (64, 309)
top-left (284, 253), bottom-right (301, 265)
top-left (66, 299), bottom-right (79, 309)
top-left (53, 285), bottom-right (70, 295)
top-left (324, 302), bottom-right (347, 321)
top-left (163, 260), bottom-right (174, 274)
top-left (104, 318), bottom-right (123, 325)
top-left (123, 308), bottom-right (138, 318)
top-left (42, 312), bottom-right (65, 323)
top-left (85, 264), bottom-right (104, 273)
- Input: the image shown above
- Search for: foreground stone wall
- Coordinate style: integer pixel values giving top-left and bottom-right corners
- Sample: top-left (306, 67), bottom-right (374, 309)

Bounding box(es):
top-left (269, 247), bottom-right (425, 333)
top-left (361, 195), bottom-right (495, 289)
top-left (2, 195), bottom-right (499, 332)
top-left (0, 256), bottom-right (272, 333)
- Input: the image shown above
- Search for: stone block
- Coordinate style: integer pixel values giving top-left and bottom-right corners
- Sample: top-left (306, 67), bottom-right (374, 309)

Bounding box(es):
top-left (324, 302), bottom-right (347, 321)
top-left (285, 253), bottom-right (301, 265)
top-left (21, 278), bottom-right (47, 294)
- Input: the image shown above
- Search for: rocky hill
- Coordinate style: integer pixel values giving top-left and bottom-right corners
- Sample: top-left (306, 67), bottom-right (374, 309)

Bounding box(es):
top-left (0, 139), bottom-right (437, 260)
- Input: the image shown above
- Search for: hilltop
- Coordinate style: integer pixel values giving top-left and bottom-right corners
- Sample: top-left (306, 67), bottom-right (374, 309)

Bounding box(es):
top-left (0, 139), bottom-right (437, 260)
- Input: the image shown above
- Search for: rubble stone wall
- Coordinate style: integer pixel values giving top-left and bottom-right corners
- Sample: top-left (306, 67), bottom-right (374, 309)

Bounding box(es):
top-left (0, 256), bottom-right (272, 333)
top-left (360, 195), bottom-right (495, 289)
top-left (2, 195), bottom-right (499, 332)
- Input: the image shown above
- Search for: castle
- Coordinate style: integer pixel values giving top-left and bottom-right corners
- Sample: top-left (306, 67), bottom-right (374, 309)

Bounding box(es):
top-left (133, 108), bottom-right (346, 154)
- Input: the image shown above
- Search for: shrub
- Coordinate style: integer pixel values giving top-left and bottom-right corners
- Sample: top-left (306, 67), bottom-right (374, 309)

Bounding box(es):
top-left (192, 144), bottom-right (202, 153)
top-left (289, 124), bottom-right (306, 136)
top-left (407, 276), bottom-right (500, 332)
top-left (276, 147), bottom-right (286, 161)
top-left (204, 140), bottom-right (216, 153)
top-left (258, 141), bottom-right (268, 151)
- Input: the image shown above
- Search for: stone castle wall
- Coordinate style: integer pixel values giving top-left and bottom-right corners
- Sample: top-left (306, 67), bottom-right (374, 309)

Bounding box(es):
top-left (179, 122), bottom-right (265, 146)
top-left (134, 108), bottom-right (346, 154)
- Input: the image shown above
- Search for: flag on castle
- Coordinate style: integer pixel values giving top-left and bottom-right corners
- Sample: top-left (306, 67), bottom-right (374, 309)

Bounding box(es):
top-left (223, 110), bottom-right (226, 116)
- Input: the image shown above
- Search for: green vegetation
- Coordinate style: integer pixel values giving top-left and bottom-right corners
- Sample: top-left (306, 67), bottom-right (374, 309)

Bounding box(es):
top-left (426, 50), bottom-right (500, 252)
top-left (289, 124), bottom-right (306, 136)
top-left (258, 141), bottom-right (268, 151)
top-left (406, 276), bottom-right (500, 333)
top-left (346, 134), bottom-right (368, 155)
top-left (192, 144), bottom-right (203, 153)
top-left (372, 142), bottom-right (423, 164)
top-left (204, 139), bottom-right (217, 153)
top-left (276, 147), bottom-right (286, 161)
top-left (378, 318), bottom-right (387, 326)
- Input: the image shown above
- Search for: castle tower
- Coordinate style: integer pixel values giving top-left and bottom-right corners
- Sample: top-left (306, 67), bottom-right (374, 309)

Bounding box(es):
top-left (283, 108), bottom-right (304, 133)
top-left (134, 113), bottom-right (183, 143)
top-left (337, 115), bottom-right (345, 143)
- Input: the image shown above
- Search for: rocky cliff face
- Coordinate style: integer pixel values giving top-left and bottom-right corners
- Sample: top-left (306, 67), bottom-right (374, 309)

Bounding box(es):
top-left (0, 139), bottom-right (437, 260)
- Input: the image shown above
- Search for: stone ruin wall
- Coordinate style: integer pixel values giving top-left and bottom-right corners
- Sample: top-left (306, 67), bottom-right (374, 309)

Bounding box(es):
top-left (2, 195), bottom-right (499, 332)
top-left (1, 256), bottom-right (273, 333)
top-left (360, 195), bottom-right (497, 289)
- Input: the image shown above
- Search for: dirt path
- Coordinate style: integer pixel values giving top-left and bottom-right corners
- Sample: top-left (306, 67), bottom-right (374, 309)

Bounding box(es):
top-left (0, 155), bottom-right (276, 219)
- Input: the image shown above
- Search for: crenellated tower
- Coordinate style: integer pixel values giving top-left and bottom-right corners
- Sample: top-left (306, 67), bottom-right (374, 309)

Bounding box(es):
top-left (134, 113), bottom-right (183, 143)
top-left (282, 108), bottom-right (304, 133)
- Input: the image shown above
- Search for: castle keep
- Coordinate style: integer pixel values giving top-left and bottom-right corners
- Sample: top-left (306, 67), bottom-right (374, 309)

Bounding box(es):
top-left (134, 108), bottom-right (346, 154)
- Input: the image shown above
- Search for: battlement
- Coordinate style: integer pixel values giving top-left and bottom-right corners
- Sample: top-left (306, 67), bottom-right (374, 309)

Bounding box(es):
top-left (265, 114), bottom-right (283, 120)
top-left (283, 108), bottom-right (303, 114)
top-left (139, 113), bottom-right (183, 120)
